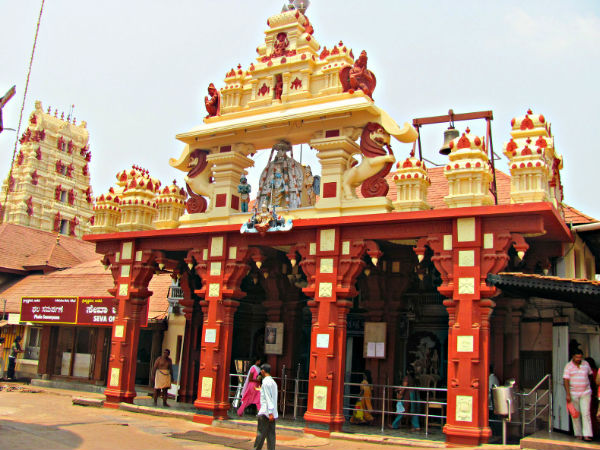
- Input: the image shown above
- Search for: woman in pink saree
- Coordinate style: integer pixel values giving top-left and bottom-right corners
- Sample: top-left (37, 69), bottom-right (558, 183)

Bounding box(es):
top-left (237, 356), bottom-right (262, 416)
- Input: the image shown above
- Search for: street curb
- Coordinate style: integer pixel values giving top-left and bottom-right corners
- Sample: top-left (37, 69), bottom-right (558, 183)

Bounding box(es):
top-left (119, 402), bottom-right (196, 421)
top-left (330, 431), bottom-right (446, 448)
top-left (72, 396), bottom-right (104, 407)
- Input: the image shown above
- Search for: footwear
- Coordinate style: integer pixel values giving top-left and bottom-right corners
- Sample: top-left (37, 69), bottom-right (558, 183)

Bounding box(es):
top-left (584, 437), bottom-right (592, 442)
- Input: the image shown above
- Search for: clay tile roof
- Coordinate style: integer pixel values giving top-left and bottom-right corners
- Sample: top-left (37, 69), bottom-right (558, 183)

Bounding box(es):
top-left (563, 204), bottom-right (598, 225)
top-left (0, 259), bottom-right (171, 319)
top-left (0, 223), bottom-right (99, 273)
top-left (380, 167), bottom-right (512, 208)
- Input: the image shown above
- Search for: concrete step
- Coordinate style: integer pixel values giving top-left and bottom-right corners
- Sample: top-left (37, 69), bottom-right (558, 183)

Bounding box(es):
top-left (521, 434), bottom-right (600, 450)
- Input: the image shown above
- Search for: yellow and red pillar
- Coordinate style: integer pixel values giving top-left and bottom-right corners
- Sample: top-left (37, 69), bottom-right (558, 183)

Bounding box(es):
top-left (104, 242), bottom-right (156, 405)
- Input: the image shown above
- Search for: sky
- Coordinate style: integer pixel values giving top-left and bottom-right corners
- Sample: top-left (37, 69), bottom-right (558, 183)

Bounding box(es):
top-left (1, 1), bottom-right (599, 218)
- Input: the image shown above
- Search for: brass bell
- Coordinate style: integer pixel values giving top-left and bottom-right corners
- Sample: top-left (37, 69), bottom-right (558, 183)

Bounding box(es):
top-left (439, 126), bottom-right (460, 155)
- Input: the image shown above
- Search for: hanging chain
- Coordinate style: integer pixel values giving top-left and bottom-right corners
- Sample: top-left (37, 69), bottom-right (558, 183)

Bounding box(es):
top-left (3, 0), bottom-right (46, 218)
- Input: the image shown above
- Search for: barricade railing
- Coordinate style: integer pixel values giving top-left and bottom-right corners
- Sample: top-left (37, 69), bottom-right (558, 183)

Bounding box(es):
top-left (228, 368), bottom-right (448, 436)
top-left (514, 374), bottom-right (552, 437)
top-left (343, 380), bottom-right (447, 436)
top-left (228, 363), bottom-right (309, 420)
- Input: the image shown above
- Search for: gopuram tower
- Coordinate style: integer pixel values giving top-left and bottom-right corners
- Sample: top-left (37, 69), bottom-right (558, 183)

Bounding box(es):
top-left (1, 101), bottom-right (94, 237)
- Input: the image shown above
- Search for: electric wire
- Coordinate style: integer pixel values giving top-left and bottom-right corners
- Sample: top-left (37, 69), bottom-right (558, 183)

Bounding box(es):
top-left (2, 0), bottom-right (46, 217)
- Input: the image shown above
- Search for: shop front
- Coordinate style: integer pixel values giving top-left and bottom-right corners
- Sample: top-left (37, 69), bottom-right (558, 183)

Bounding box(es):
top-left (21, 296), bottom-right (120, 383)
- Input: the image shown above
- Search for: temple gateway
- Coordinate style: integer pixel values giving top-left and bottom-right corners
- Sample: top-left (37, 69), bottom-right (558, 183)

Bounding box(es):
top-left (81, 3), bottom-right (598, 446)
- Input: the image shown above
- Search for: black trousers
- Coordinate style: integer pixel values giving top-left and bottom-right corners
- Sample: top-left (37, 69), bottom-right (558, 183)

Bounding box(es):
top-left (253, 415), bottom-right (276, 450)
top-left (7, 357), bottom-right (16, 379)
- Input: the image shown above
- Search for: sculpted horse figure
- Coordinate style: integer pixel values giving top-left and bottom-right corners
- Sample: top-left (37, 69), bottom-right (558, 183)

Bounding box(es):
top-left (342, 122), bottom-right (395, 200)
top-left (169, 146), bottom-right (214, 213)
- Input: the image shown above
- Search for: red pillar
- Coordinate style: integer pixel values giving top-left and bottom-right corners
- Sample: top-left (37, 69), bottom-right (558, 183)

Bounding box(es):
top-left (188, 237), bottom-right (252, 423)
top-left (177, 271), bottom-right (196, 403)
top-left (104, 243), bottom-right (156, 405)
top-left (415, 220), bottom-right (525, 446)
top-left (296, 230), bottom-right (368, 436)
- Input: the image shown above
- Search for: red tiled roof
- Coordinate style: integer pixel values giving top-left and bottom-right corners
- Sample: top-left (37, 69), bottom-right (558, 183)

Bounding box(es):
top-left (0, 259), bottom-right (171, 319)
top-left (563, 204), bottom-right (597, 225)
top-left (0, 223), bottom-right (99, 273)
top-left (381, 167), bottom-right (512, 208)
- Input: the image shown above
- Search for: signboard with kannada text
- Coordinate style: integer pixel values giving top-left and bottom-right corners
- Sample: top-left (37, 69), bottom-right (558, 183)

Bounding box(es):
top-left (77, 297), bottom-right (118, 326)
top-left (20, 296), bottom-right (151, 326)
top-left (20, 297), bottom-right (78, 324)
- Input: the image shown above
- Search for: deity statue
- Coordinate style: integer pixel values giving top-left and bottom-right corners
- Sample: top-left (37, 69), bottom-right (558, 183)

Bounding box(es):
top-left (237, 174), bottom-right (251, 212)
top-left (240, 202), bottom-right (292, 235)
top-left (257, 140), bottom-right (304, 209)
top-left (272, 32), bottom-right (289, 57)
top-left (255, 202), bottom-right (274, 234)
top-left (301, 165), bottom-right (320, 206)
top-left (270, 168), bottom-right (288, 208)
top-left (339, 50), bottom-right (377, 100)
top-left (204, 83), bottom-right (221, 118)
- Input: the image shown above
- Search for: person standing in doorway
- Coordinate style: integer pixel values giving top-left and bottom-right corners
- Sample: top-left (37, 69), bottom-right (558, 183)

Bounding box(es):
top-left (7, 336), bottom-right (23, 380)
top-left (563, 349), bottom-right (593, 441)
top-left (253, 363), bottom-right (277, 450)
top-left (238, 356), bottom-right (263, 416)
top-left (151, 349), bottom-right (173, 407)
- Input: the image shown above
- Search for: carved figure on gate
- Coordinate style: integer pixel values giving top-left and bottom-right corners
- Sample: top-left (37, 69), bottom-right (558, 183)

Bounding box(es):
top-left (237, 174), bottom-right (251, 213)
top-left (169, 147), bottom-right (214, 213)
top-left (204, 83), bottom-right (221, 118)
top-left (274, 74), bottom-right (284, 100)
top-left (342, 122), bottom-right (395, 200)
top-left (339, 50), bottom-right (377, 100)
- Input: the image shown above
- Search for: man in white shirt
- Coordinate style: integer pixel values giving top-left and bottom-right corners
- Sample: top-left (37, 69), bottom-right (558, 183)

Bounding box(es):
top-left (253, 363), bottom-right (278, 450)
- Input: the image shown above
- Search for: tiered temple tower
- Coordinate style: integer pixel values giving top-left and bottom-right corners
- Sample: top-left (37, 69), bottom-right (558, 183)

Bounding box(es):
top-left (0, 101), bottom-right (93, 237)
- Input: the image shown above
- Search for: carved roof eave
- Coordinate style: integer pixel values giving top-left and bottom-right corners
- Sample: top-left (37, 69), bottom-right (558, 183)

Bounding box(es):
top-left (173, 94), bottom-right (417, 169)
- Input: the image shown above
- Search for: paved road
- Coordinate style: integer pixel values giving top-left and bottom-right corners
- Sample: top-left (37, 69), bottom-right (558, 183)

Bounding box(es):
top-left (0, 384), bottom-right (504, 450)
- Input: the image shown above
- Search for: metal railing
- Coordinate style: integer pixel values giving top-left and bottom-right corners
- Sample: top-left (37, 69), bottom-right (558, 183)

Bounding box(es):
top-left (343, 379), bottom-right (447, 436)
top-left (228, 370), bottom-right (448, 435)
top-left (515, 374), bottom-right (552, 437)
top-left (228, 363), bottom-right (309, 420)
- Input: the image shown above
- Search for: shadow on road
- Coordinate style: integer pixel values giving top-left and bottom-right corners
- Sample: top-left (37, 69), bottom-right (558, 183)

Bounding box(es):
top-left (0, 419), bottom-right (83, 450)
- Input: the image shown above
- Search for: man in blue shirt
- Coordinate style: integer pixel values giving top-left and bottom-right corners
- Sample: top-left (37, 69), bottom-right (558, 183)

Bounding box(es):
top-left (253, 363), bottom-right (278, 450)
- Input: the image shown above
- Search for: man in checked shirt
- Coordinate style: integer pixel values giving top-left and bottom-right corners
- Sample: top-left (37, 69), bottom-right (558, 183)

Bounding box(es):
top-left (564, 349), bottom-right (594, 441)
top-left (253, 363), bottom-right (278, 450)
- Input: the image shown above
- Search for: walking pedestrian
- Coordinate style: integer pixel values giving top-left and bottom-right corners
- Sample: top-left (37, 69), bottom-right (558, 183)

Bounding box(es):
top-left (151, 349), bottom-right (173, 407)
top-left (563, 349), bottom-right (593, 441)
top-left (238, 356), bottom-right (262, 416)
top-left (7, 336), bottom-right (23, 380)
top-left (253, 363), bottom-right (277, 450)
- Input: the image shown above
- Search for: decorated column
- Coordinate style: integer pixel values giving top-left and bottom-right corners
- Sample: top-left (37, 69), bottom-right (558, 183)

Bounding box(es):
top-left (414, 218), bottom-right (529, 446)
top-left (295, 229), bottom-right (367, 436)
top-left (104, 241), bottom-right (157, 405)
top-left (176, 270), bottom-right (199, 403)
top-left (188, 236), bottom-right (253, 423)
